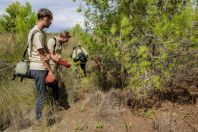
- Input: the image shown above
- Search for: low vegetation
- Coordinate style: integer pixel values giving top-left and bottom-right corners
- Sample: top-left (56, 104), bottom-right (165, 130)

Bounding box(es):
top-left (0, 0), bottom-right (198, 131)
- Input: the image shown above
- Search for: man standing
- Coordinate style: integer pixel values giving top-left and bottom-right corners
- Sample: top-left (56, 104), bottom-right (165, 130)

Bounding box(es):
top-left (28, 8), bottom-right (56, 121)
top-left (47, 31), bottom-right (71, 108)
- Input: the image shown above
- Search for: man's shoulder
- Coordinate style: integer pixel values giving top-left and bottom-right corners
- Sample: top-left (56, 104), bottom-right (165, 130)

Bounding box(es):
top-left (48, 37), bottom-right (56, 44)
top-left (48, 37), bottom-right (56, 41)
top-left (30, 26), bottom-right (39, 31)
top-left (29, 26), bottom-right (42, 35)
top-left (28, 27), bottom-right (41, 38)
top-left (47, 37), bottom-right (56, 50)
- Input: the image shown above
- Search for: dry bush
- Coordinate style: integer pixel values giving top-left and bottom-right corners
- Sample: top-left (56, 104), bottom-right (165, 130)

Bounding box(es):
top-left (153, 106), bottom-right (198, 132)
top-left (0, 33), bottom-right (13, 59)
top-left (0, 79), bottom-right (35, 131)
top-left (61, 66), bottom-right (96, 104)
top-left (86, 89), bottom-right (126, 127)
top-left (0, 61), bottom-right (13, 82)
top-left (153, 112), bottom-right (174, 132)
top-left (164, 63), bottom-right (198, 93)
top-left (0, 61), bottom-right (61, 131)
top-left (0, 78), bottom-right (35, 131)
top-left (160, 60), bottom-right (198, 104)
top-left (42, 103), bottom-right (63, 127)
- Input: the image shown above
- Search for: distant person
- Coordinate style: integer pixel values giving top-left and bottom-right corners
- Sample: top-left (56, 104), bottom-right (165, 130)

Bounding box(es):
top-left (72, 45), bottom-right (88, 76)
top-left (27, 8), bottom-right (55, 122)
top-left (46, 31), bottom-right (71, 109)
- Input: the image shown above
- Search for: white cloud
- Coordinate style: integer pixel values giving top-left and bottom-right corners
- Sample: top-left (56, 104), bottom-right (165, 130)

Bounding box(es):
top-left (46, 4), bottom-right (85, 32)
top-left (0, 11), bottom-right (4, 15)
top-left (0, 0), bottom-right (85, 32)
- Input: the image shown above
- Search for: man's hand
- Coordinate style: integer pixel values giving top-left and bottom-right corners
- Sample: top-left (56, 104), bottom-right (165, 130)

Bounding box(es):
top-left (46, 71), bottom-right (56, 83)
top-left (44, 54), bottom-right (50, 61)
top-left (50, 54), bottom-right (61, 62)
top-left (38, 48), bottom-right (53, 72)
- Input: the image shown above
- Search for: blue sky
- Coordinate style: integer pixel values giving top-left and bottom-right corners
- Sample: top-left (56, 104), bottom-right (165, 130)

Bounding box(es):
top-left (0, 0), bottom-right (85, 32)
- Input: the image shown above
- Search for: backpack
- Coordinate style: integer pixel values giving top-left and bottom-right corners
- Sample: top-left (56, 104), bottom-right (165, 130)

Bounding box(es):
top-left (78, 52), bottom-right (87, 63)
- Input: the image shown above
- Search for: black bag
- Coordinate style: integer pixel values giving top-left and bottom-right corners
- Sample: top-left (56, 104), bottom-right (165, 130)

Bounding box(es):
top-left (12, 30), bottom-right (39, 82)
top-left (77, 52), bottom-right (87, 63)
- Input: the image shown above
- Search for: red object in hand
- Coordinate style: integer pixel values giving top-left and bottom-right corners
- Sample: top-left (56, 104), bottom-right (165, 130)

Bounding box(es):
top-left (58, 58), bottom-right (71, 68)
top-left (46, 73), bottom-right (56, 83)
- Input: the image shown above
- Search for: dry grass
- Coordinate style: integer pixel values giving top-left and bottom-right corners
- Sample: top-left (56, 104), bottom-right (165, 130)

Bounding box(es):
top-left (86, 90), bottom-right (126, 128)
top-left (0, 74), bottom-right (64, 131)
top-left (0, 77), bottom-right (35, 131)
top-left (0, 33), bottom-right (13, 62)
top-left (0, 32), bottom-right (85, 131)
top-left (0, 32), bottom-right (96, 131)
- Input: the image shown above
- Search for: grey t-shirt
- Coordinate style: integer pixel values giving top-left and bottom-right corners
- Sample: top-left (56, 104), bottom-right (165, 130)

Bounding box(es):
top-left (27, 25), bottom-right (48, 70)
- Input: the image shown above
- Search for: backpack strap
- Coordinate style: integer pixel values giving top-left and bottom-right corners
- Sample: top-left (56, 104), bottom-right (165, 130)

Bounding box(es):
top-left (52, 37), bottom-right (57, 51)
top-left (22, 29), bottom-right (40, 60)
top-left (52, 37), bottom-right (61, 70)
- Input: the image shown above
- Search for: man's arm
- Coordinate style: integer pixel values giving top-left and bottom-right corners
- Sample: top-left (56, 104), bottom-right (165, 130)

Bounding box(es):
top-left (38, 48), bottom-right (56, 80)
top-left (48, 50), bottom-right (61, 62)
top-left (47, 38), bottom-right (61, 62)
top-left (38, 48), bottom-right (52, 72)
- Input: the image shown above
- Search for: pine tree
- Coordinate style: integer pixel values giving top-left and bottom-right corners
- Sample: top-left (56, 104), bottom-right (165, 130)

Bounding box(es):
top-left (0, 2), bottom-right (36, 62)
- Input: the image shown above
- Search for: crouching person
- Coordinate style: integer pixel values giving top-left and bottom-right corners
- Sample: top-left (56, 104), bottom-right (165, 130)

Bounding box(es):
top-left (72, 45), bottom-right (88, 76)
top-left (46, 31), bottom-right (71, 109)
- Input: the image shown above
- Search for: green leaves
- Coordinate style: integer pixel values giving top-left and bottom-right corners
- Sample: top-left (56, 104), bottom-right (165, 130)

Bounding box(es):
top-left (0, 2), bottom-right (36, 33)
top-left (72, 0), bottom-right (197, 93)
top-left (110, 24), bottom-right (117, 35)
top-left (137, 46), bottom-right (148, 58)
top-left (121, 16), bottom-right (130, 27)
top-left (121, 16), bottom-right (132, 37)
top-left (153, 76), bottom-right (161, 89)
top-left (76, 7), bottom-right (82, 13)
top-left (0, 2), bottom-right (36, 62)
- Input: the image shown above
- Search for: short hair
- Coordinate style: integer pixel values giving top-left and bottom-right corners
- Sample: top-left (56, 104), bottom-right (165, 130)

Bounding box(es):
top-left (60, 31), bottom-right (71, 38)
top-left (73, 46), bottom-right (77, 50)
top-left (37, 8), bottom-right (53, 20)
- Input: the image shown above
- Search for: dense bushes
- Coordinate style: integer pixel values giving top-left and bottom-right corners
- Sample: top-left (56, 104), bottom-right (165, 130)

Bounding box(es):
top-left (73, 0), bottom-right (198, 95)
